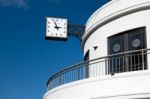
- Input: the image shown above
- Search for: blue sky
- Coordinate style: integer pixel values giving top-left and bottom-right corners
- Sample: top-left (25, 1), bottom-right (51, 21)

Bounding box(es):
top-left (0, 0), bottom-right (109, 99)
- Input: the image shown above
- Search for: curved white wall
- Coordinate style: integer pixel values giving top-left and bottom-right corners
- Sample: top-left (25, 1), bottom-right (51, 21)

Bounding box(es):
top-left (83, 9), bottom-right (150, 77)
top-left (44, 71), bottom-right (150, 99)
top-left (83, 9), bottom-right (150, 59)
top-left (84, 0), bottom-right (150, 36)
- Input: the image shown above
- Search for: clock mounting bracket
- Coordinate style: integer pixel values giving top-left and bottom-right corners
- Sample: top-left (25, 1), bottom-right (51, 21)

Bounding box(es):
top-left (68, 24), bottom-right (85, 41)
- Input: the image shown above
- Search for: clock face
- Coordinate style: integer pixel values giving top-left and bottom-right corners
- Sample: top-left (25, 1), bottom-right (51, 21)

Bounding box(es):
top-left (46, 17), bottom-right (68, 40)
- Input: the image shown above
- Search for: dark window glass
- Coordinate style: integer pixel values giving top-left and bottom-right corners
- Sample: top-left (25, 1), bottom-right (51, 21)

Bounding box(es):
top-left (109, 34), bottom-right (124, 54)
top-left (108, 27), bottom-right (147, 74)
top-left (84, 50), bottom-right (89, 61)
top-left (129, 28), bottom-right (145, 50)
top-left (84, 50), bottom-right (89, 78)
top-left (108, 35), bottom-right (124, 73)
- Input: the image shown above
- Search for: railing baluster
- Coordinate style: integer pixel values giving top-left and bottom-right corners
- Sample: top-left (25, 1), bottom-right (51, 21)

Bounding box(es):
top-left (123, 56), bottom-right (125, 72)
top-left (105, 58), bottom-right (107, 75)
top-left (130, 54), bottom-right (132, 71)
top-left (134, 55), bottom-right (136, 71)
top-left (77, 65), bottom-right (80, 80)
top-left (59, 72), bottom-right (61, 86)
top-left (142, 50), bottom-right (145, 70)
top-left (96, 63), bottom-right (98, 76)
top-left (85, 63), bottom-right (89, 78)
top-left (119, 57), bottom-right (121, 73)
top-left (115, 57), bottom-right (117, 73)
top-left (138, 54), bottom-right (140, 70)
top-left (112, 58), bottom-right (113, 74)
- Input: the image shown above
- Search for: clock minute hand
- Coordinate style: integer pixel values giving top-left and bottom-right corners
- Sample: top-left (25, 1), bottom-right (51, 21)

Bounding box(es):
top-left (53, 19), bottom-right (57, 27)
top-left (53, 19), bottom-right (61, 30)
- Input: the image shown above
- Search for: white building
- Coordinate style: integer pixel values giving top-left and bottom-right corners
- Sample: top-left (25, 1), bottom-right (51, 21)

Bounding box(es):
top-left (44, 0), bottom-right (150, 99)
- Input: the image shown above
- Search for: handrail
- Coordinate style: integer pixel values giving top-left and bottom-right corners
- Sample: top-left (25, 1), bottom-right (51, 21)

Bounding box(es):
top-left (47, 48), bottom-right (150, 90)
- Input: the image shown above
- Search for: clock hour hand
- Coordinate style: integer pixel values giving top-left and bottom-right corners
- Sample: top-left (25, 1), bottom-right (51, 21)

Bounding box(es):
top-left (53, 19), bottom-right (61, 30)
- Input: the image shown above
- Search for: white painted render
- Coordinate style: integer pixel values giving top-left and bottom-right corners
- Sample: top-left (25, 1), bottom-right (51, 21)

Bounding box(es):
top-left (44, 71), bottom-right (150, 99)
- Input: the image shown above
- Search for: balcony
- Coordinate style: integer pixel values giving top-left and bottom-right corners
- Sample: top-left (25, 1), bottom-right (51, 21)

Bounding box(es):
top-left (47, 48), bottom-right (150, 91)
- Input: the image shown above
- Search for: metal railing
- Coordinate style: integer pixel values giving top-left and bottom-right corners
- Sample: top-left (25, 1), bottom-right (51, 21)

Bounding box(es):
top-left (47, 48), bottom-right (150, 91)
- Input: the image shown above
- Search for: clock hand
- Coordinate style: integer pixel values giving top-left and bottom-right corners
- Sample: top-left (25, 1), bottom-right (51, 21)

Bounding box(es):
top-left (56, 26), bottom-right (62, 30)
top-left (55, 25), bottom-right (62, 30)
top-left (53, 19), bottom-right (58, 27)
top-left (53, 19), bottom-right (61, 30)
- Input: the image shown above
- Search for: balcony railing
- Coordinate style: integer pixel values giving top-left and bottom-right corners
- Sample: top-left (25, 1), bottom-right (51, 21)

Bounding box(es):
top-left (47, 48), bottom-right (150, 91)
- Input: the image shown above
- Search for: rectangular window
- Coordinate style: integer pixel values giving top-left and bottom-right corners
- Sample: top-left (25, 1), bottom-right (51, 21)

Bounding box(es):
top-left (108, 27), bottom-right (147, 74)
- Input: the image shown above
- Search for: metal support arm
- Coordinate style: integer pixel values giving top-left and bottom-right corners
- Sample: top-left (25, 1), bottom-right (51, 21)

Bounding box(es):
top-left (68, 25), bottom-right (85, 41)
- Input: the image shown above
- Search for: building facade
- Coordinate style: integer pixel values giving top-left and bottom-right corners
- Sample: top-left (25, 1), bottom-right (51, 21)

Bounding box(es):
top-left (44, 0), bottom-right (150, 99)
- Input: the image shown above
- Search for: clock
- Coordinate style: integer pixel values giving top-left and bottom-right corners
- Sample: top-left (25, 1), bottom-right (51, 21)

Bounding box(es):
top-left (46, 17), bottom-right (68, 41)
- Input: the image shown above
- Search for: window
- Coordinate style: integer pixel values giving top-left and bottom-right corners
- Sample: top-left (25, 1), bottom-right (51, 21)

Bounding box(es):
top-left (84, 50), bottom-right (89, 61)
top-left (108, 27), bottom-right (147, 74)
top-left (84, 50), bottom-right (89, 78)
